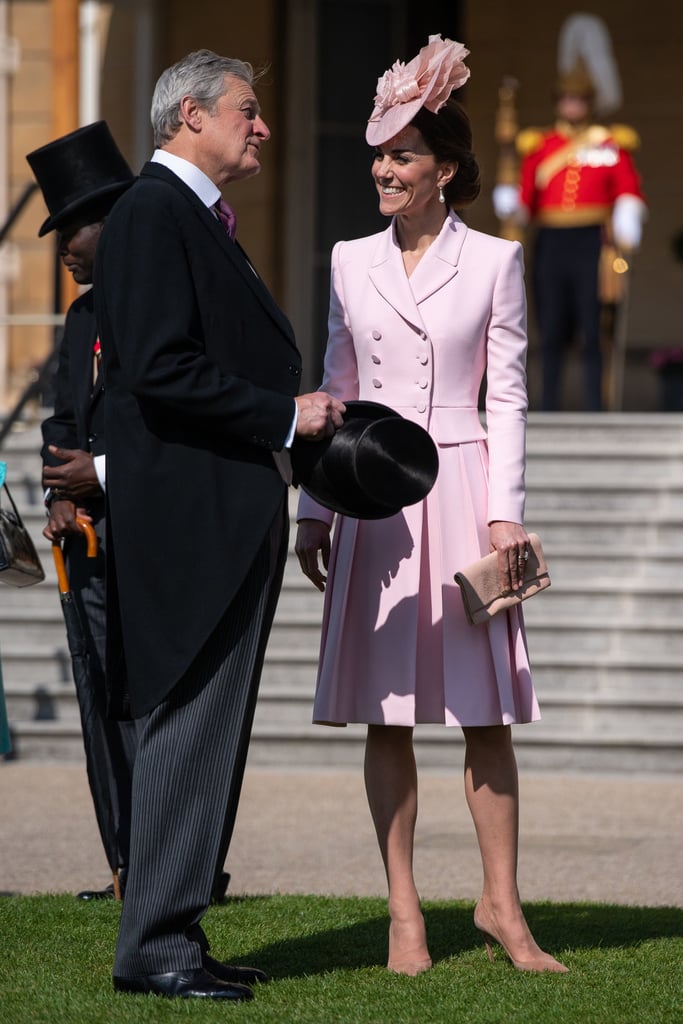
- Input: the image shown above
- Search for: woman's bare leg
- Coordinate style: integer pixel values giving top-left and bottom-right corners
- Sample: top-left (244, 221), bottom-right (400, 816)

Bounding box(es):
top-left (463, 724), bottom-right (567, 972)
top-left (364, 724), bottom-right (432, 975)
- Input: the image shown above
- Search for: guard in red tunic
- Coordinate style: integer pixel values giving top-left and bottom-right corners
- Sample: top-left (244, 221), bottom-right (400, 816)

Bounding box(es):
top-left (494, 14), bottom-right (647, 410)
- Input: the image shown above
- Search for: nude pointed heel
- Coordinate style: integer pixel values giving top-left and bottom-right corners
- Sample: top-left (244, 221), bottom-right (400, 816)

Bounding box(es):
top-left (474, 902), bottom-right (569, 974)
top-left (478, 928), bottom-right (496, 964)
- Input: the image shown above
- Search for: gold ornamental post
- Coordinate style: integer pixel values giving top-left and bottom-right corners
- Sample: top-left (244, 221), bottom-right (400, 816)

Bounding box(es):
top-left (493, 76), bottom-right (523, 244)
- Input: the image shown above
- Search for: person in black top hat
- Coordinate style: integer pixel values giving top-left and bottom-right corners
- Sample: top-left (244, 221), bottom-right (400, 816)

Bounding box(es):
top-left (28, 121), bottom-right (138, 902)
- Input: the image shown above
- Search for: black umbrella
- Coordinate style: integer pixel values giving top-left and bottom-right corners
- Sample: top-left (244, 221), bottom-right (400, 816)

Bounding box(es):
top-left (52, 520), bottom-right (121, 879)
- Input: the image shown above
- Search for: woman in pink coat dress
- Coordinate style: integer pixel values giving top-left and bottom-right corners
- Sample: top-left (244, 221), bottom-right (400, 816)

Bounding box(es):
top-left (296, 36), bottom-right (567, 976)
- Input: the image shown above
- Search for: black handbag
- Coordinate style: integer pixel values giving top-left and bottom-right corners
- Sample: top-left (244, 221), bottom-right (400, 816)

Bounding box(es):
top-left (0, 467), bottom-right (45, 587)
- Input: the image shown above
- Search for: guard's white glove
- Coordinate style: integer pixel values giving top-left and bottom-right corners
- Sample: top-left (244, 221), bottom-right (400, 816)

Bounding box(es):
top-left (492, 183), bottom-right (521, 219)
top-left (612, 195), bottom-right (647, 251)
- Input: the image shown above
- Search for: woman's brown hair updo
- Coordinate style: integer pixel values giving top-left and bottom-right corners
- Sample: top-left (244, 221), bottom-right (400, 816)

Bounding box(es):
top-left (411, 97), bottom-right (481, 209)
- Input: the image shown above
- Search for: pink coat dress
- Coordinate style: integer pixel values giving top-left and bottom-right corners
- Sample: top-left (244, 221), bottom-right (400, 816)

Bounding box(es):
top-left (297, 211), bottom-right (540, 728)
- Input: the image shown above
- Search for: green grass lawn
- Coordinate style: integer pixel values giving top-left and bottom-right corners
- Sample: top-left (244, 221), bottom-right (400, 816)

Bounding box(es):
top-left (0, 894), bottom-right (680, 1023)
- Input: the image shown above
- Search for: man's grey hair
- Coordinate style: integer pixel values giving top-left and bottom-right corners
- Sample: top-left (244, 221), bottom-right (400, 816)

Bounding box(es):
top-left (150, 49), bottom-right (260, 147)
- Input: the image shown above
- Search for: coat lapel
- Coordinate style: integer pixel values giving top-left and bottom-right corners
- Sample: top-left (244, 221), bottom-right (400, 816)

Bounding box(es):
top-left (140, 163), bottom-right (297, 349)
top-left (71, 294), bottom-right (101, 417)
top-left (193, 187), bottom-right (298, 349)
top-left (368, 224), bottom-right (422, 329)
top-left (408, 212), bottom-right (467, 304)
top-left (368, 212), bottom-right (467, 327)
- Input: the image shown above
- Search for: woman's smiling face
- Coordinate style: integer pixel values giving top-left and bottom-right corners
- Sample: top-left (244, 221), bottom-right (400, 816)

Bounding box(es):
top-left (371, 126), bottom-right (447, 218)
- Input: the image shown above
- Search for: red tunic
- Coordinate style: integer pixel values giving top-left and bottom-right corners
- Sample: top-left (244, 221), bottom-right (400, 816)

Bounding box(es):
top-left (519, 124), bottom-right (645, 227)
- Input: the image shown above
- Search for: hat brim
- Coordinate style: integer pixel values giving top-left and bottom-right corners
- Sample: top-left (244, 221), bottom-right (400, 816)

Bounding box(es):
top-left (37, 180), bottom-right (133, 236)
top-left (365, 62), bottom-right (444, 147)
top-left (292, 400), bottom-right (439, 519)
top-left (366, 95), bottom-right (428, 147)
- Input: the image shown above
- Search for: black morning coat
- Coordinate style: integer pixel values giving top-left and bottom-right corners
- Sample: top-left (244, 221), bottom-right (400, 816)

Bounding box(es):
top-left (94, 162), bottom-right (302, 719)
top-left (41, 289), bottom-right (105, 517)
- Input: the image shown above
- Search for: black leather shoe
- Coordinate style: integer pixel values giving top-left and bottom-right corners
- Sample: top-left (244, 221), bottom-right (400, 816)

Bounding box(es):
top-left (77, 883), bottom-right (115, 901)
top-left (113, 968), bottom-right (253, 1000)
top-left (211, 871), bottom-right (231, 904)
top-left (203, 954), bottom-right (269, 986)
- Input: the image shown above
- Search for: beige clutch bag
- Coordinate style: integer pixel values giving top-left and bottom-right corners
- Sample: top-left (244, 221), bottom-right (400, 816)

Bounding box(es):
top-left (454, 533), bottom-right (550, 626)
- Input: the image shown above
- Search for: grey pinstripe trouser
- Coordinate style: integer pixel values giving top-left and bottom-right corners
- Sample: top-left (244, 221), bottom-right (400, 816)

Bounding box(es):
top-left (113, 501), bottom-right (288, 977)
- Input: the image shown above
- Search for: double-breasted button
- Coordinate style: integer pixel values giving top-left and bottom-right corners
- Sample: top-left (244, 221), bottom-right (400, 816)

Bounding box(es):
top-left (288, 364), bottom-right (301, 377)
top-left (371, 354), bottom-right (381, 364)
top-left (372, 329), bottom-right (382, 340)
top-left (416, 401), bottom-right (427, 413)
top-left (372, 378), bottom-right (382, 388)
top-left (417, 377), bottom-right (429, 389)
top-left (417, 354), bottom-right (429, 365)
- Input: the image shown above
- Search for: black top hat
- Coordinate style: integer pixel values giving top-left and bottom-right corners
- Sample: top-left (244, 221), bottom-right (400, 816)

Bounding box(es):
top-left (292, 400), bottom-right (439, 520)
top-left (26, 120), bottom-right (135, 236)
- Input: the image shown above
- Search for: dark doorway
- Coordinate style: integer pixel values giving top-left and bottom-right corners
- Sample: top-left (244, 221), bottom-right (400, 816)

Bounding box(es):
top-left (310, 0), bottom-right (464, 379)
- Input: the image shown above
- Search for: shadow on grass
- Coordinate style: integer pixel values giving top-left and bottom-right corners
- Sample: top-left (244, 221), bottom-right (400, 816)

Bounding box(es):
top-left (214, 898), bottom-right (683, 979)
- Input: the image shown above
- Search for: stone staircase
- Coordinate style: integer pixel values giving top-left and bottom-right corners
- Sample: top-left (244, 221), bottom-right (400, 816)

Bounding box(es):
top-left (2, 413), bottom-right (683, 773)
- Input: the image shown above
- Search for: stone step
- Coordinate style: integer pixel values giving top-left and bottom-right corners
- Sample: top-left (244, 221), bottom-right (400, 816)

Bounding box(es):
top-left (259, 650), bottom-right (683, 699)
top-left (527, 620), bottom-right (683, 657)
top-left (2, 556), bottom-right (681, 622)
top-left (8, 658), bottom-right (682, 713)
top-left (4, 681), bottom-right (79, 723)
top-left (526, 486), bottom-right (683, 515)
top-left (8, 700), bottom-right (682, 775)
top-left (524, 412), bottom-right (683, 447)
top-left (3, 412), bottom-right (683, 772)
top-left (527, 455), bottom-right (683, 485)
top-left (525, 515), bottom-right (683, 548)
top-left (252, 689), bottom-right (682, 736)
top-left (1, 647), bottom-right (72, 686)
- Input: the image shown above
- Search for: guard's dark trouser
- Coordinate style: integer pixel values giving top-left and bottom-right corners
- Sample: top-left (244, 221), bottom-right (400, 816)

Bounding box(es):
top-left (533, 224), bottom-right (603, 411)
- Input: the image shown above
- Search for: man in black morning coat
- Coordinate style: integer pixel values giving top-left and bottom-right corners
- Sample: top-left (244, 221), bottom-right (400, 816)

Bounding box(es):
top-left (94, 49), bottom-right (344, 1001)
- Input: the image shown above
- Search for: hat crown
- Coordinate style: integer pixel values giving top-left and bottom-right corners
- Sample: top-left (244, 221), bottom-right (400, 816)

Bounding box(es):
top-left (366, 34), bottom-right (470, 147)
top-left (26, 120), bottom-right (134, 235)
top-left (292, 401), bottom-right (438, 520)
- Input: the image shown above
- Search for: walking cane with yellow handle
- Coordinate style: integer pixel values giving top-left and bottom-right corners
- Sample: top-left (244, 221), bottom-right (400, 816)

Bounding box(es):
top-left (51, 516), bottom-right (97, 591)
top-left (51, 519), bottom-right (124, 897)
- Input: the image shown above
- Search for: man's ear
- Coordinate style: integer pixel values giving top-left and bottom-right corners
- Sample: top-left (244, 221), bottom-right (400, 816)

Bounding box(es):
top-left (178, 94), bottom-right (203, 133)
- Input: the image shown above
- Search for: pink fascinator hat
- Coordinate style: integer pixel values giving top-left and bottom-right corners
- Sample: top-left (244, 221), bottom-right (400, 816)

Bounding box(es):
top-left (366, 34), bottom-right (470, 146)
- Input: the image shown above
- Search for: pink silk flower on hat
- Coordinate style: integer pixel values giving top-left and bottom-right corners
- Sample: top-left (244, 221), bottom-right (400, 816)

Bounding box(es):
top-left (366, 34), bottom-right (471, 146)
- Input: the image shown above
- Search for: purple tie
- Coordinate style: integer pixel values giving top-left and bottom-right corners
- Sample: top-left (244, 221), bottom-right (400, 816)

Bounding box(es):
top-left (214, 198), bottom-right (237, 239)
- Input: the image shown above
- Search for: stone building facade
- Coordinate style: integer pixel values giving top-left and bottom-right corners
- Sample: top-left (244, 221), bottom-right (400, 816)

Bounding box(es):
top-left (1, 0), bottom-right (680, 412)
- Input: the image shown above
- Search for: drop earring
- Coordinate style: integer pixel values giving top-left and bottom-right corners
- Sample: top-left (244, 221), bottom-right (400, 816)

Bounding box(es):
top-left (438, 185), bottom-right (445, 204)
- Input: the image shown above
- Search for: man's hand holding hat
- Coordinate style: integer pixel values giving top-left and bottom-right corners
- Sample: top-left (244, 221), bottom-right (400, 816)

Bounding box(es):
top-left (295, 391), bottom-right (346, 439)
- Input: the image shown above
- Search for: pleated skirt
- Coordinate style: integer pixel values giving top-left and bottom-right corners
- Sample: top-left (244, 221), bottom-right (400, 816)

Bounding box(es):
top-left (312, 439), bottom-right (540, 728)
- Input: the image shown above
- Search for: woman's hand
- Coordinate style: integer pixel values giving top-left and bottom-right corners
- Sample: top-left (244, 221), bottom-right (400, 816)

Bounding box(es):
top-left (489, 520), bottom-right (530, 592)
top-left (295, 518), bottom-right (332, 592)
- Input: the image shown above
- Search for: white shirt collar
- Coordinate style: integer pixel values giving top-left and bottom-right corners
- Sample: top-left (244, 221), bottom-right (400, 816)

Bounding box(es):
top-left (151, 149), bottom-right (221, 209)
